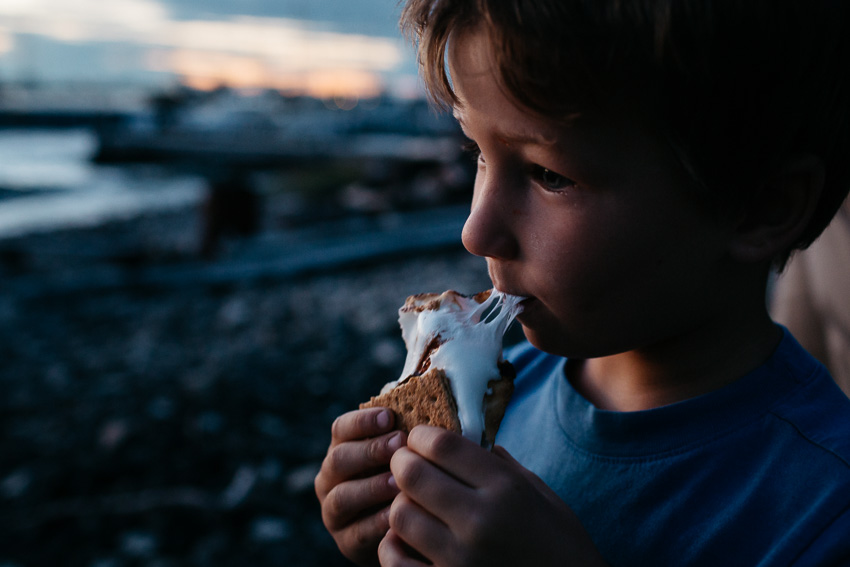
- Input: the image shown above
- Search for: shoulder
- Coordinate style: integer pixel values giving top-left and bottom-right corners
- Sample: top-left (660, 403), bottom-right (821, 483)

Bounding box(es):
top-left (768, 368), bottom-right (850, 470)
top-left (766, 329), bottom-right (850, 467)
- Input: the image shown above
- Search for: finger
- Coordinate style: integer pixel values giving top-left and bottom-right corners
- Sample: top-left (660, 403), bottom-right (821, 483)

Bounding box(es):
top-left (322, 471), bottom-right (400, 532)
top-left (334, 504), bottom-right (392, 563)
top-left (492, 444), bottom-right (534, 480)
top-left (406, 425), bottom-right (501, 488)
top-left (330, 504), bottom-right (391, 567)
top-left (378, 528), bottom-right (432, 567)
top-left (389, 445), bottom-right (473, 522)
top-left (331, 408), bottom-right (396, 446)
top-left (493, 445), bottom-right (557, 496)
top-left (316, 430), bottom-right (407, 498)
top-left (388, 492), bottom-right (453, 563)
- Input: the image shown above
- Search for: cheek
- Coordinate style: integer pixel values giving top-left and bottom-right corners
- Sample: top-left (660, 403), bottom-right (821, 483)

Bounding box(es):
top-left (529, 215), bottom-right (682, 315)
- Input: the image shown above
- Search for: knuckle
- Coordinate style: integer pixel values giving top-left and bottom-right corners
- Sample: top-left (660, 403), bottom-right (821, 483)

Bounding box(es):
top-left (370, 471), bottom-right (392, 499)
top-left (457, 545), bottom-right (479, 567)
top-left (490, 470), bottom-right (527, 510)
top-left (465, 508), bottom-right (485, 533)
top-left (365, 437), bottom-right (384, 465)
top-left (388, 494), bottom-right (411, 534)
top-left (331, 410), bottom-right (359, 441)
top-left (353, 409), bottom-right (371, 433)
top-left (427, 427), bottom-right (459, 457)
top-left (377, 532), bottom-right (393, 564)
top-left (315, 451), bottom-right (343, 499)
top-left (462, 509), bottom-right (492, 548)
top-left (314, 468), bottom-right (327, 499)
top-left (491, 471), bottom-right (519, 495)
top-left (351, 509), bottom-right (385, 550)
top-left (350, 522), bottom-right (371, 550)
top-left (327, 444), bottom-right (346, 474)
top-left (330, 415), bottom-right (345, 440)
top-left (321, 487), bottom-right (344, 529)
top-left (392, 452), bottom-right (425, 491)
top-left (332, 409), bottom-right (373, 441)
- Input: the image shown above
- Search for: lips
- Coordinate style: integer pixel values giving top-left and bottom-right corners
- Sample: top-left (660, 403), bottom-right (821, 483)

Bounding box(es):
top-left (516, 296), bottom-right (537, 316)
top-left (492, 285), bottom-right (529, 301)
top-left (488, 267), bottom-right (534, 312)
top-left (493, 287), bottom-right (537, 318)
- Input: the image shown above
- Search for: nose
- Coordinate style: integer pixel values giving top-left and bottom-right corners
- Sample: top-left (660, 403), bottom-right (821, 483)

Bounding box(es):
top-left (461, 172), bottom-right (520, 260)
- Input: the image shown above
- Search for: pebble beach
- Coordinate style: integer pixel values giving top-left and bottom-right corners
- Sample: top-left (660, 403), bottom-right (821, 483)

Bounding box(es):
top-left (0, 203), bottom-right (496, 566)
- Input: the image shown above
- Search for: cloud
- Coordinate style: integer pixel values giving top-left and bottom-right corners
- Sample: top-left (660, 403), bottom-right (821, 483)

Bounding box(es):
top-left (156, 17), bottom-right (402, 72)
top-left (0, 28), bottom-right (14, 55)
top-left (0, 0), bottom-right (170, 41)
top-left (0, 0), bottom-right (405, 90)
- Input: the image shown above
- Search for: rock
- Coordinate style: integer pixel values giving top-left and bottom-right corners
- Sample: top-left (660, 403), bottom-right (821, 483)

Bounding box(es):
top-left (249, 516), bottom-right (292, 543)
top-left (98, 419), bottom-right (129, 451)
top-left (220, 465), bottom-right (257, 509)
top-left (147, 396), bottom-right (176, 420)
top-left (0, 210), bottom-right (491, 566)
top-left (285, 462), bottom-right (322, 495)
top-left (0, 469), bottom-right (31, 499)
top-left (120, 531), bottom-right (158, 558)
top-left (254, 413), bottom-right (289, 439)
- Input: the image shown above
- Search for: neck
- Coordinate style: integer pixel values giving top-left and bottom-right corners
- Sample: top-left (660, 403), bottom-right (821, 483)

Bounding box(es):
top-left (573, 303), bottom-right (782, 412)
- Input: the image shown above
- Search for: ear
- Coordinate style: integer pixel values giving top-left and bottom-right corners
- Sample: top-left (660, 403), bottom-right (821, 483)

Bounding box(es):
top-left (729, 155), bottom-right (824, 264)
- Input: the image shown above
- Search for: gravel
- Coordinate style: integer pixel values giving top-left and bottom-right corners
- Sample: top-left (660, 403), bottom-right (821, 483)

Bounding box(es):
top-left (0, 206), bottom-right (494, 566)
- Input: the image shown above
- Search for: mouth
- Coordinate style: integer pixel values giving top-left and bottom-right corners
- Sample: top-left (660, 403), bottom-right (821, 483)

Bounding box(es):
top-left (494, 288), bottom-right (536, 312)
top-left (488, 268), bottom-right (535, 312)
top-left (510, 294), bottom-right (538, 318)
top-left (491, 286), bottom-right (538, 330)
top-left (517, 296), bottom-right (537, 314)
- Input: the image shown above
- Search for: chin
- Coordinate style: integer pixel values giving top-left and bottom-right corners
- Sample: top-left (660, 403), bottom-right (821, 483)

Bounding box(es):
top-left (520, 327), bottom-right (570, 357)
top-left (521, 323), bottom-right (616, 360)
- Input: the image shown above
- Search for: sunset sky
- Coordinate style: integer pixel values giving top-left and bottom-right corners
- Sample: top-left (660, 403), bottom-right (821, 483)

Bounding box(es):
top-left (0, 0), bottom-right (420, 98)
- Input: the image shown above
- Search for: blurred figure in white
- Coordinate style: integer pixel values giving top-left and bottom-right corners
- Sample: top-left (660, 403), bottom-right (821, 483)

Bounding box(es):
top-left (772, 197), bottom-right (850, 395)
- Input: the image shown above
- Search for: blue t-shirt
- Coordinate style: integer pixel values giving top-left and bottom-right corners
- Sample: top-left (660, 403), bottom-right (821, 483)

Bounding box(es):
top-left (496, 328), bottom-right (850, 566)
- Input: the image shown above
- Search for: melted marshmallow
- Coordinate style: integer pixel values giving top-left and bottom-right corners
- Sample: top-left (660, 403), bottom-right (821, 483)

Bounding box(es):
top-left (389, 290), bottom-right (525, 445)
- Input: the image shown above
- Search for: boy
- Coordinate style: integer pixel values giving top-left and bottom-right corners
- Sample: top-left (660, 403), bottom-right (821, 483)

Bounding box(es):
top-left (315, 1), bottom-right (850, 565)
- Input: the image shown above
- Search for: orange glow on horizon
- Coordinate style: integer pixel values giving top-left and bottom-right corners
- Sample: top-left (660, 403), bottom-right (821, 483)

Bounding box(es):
top-left (290, 69), bottom-right (384, 99)
top-left (149, 48), bottom-right (385, 98)
top-left (0, 30), bottom-right (13, 55)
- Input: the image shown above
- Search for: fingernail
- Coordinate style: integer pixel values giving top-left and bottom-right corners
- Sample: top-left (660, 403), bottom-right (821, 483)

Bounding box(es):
top-left (388, 474), bottom-right (398, 490)
top-left (387, 431), bottom-right (403, 452)
top-left (376, 410), bottom-right (391, 429)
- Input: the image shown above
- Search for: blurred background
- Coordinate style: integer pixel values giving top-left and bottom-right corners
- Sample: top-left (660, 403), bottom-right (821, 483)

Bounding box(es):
top-left (0, 1), bottom-right (495, 565)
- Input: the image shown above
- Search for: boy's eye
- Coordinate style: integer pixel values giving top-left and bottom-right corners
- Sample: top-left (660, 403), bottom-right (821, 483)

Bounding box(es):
top-left (461, 140), bottom-right (573, 191)
top-left (532, 165), bottom-right (575, 191)
top-left (462, 140), bottom-right (484, 163)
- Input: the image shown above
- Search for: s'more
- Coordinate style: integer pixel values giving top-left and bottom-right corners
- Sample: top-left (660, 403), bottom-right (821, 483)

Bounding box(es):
top-left (361, 289), bottom-right (524, 448)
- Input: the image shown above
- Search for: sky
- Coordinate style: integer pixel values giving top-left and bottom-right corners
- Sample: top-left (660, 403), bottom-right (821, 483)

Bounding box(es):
top-left (0, 0), bottom-right (421, 98)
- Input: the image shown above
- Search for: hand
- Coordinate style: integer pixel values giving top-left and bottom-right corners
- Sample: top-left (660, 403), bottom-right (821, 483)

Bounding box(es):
top-left (315, 408), bottom-right (407, 567)
top-left (379, 426), bottom-right (608, 567)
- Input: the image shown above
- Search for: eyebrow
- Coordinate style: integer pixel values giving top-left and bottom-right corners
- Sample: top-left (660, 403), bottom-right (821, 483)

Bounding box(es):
top-left (453, 111), bottom-right (558, 146)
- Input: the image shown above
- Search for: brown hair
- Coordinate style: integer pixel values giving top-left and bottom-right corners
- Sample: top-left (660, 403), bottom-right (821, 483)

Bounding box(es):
top-left (400, 0), bottom-right (850, 264)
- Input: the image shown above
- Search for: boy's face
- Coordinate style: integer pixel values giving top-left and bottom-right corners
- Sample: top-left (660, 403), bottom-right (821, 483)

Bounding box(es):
top-left (451, 30), bottom-right (739, 359)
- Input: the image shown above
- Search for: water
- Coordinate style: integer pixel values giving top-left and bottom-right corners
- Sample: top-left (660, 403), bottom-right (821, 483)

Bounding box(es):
top-left (0, 129), bottom-right (205, 239)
